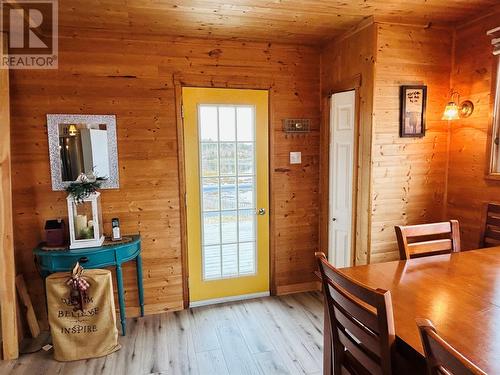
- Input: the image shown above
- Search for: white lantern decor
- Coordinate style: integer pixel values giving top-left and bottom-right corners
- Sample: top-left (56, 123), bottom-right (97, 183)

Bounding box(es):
top-left (67, 191), bottom-right (104, 249)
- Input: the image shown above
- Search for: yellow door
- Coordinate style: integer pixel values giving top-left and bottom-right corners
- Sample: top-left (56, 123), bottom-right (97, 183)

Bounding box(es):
top-left (183, 87), bottom-right (269, 304)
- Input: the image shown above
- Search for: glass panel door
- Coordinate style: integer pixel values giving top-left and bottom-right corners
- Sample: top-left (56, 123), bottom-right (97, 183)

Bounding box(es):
top-left (183, 87), bottom-right (269, 304)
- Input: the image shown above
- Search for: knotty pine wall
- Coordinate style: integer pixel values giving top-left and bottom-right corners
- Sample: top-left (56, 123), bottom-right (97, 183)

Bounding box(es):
top-left (10, 30), bottom-right (320, 322)
top-left (320, 23), bottom-right (376, 265)
top-left (370, 24), bottom-right (452, 262)
top-left (320, 22), bottom-right (452, 264)
top-left (446, 10), bottom-right (500, 250)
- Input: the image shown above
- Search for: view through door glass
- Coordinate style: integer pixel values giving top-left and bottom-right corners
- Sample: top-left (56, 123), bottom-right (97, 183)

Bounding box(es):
top-left (199, 105), bottom-right (256, 279)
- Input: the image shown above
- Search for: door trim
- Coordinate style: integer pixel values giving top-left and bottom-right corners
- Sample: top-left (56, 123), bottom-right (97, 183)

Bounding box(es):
top-left (173, 73), bottom-right (274, 308)
top-left (320, 74), bottom-right (362, 267)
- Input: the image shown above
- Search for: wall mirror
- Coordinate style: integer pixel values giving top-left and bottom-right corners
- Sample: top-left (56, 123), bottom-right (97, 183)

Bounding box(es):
top-left (47, 114), bottom-right (119, 190)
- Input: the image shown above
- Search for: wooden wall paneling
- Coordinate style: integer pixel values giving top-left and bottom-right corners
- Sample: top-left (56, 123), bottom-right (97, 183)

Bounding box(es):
top-left (446, 9), bottom-right (500, 250)
top-left (9, 32), bottom-right (321, 324)
top-left (0, 32), bottom-right (19, 360)
top-left (370, 23), bottom-right (452, 263)
top-left (320, 22), bottom-right (377, 266)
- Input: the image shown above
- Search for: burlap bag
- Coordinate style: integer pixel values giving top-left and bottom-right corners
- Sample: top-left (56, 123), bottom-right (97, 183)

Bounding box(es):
top-left (46, 268), bottom-right (121, 361)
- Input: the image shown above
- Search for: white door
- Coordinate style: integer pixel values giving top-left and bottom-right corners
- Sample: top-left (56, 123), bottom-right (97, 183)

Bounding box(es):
top-left (328, 90), bottom-right (356, 267)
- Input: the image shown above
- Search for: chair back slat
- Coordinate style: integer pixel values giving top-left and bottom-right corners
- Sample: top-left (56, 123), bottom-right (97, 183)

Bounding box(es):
top-left (482, 203), bottom-right (500, 248)
top-left (417, 319), bottom-right (487, 375)
top-left (330, 285), bottom-right (379, 333)
top-left (485, 228), bottom-right (500, 242)
top-left (336, 328), bottom-right (382, 375)
top-left (395, 220), bottom-right (461, 260)
top-left (485, 238), bottom-right (500, 247)
top-left (407, 239), bottom-right (453, 256)
top-left (486, 215), bottom-right (500, 227)
top-left (316, 252), bottom-right (395, 375)
top-left (486, 203), bottom-right (500, 214)
top-left (331, 290), bottom-right (381, 356)
top-left (402, 222), bottom-right (454, 237)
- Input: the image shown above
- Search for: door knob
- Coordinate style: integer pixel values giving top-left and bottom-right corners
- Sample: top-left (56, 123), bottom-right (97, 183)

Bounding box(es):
top-left (257, 208), bottom-right (266, 215)
top-left (332, 218), bottom-right (337, 222)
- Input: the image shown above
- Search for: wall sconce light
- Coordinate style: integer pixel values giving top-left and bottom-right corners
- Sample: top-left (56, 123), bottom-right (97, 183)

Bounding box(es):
top-left (442, 91), bottom-right (474, 120)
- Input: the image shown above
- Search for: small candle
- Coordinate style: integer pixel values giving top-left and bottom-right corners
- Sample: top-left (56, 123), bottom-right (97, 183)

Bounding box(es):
top-left (75, 215), bottom-right (87, 238)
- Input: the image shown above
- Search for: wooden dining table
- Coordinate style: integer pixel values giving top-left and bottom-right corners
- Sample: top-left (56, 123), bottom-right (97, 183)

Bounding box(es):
top-left (331, 247), bottom-right (500, 374)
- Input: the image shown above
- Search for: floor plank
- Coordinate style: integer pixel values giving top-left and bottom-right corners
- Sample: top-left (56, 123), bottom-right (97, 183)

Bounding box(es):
top-left (0, 292), bottom-right (323, 375)
top-left (232, 301), bottom-right (275, 354)
top-left (256, 298), bottom-right (321, 374)
top-left (217, 323), bottom-right (262, 375)
top-left (189, 306), bottom-right (221, 353)
top-left (254, 351), bottom-right (292, 375)
top-left (196, 350), bottom-right (229, 375)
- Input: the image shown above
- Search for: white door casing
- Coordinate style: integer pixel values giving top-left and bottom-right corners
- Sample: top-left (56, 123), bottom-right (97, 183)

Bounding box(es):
top-left (328, 90), bottom-right (356, 268)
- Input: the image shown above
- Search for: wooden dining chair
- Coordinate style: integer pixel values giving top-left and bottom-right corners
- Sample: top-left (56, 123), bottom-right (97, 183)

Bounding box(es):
top-left (480, 202), bottom-right (500, 248)
top-left (395, 220), bottom-right (461, 260)
top-left (416, 319), bottom-right (487, 375)
top-left (315, 252), bottom-right (396, 375)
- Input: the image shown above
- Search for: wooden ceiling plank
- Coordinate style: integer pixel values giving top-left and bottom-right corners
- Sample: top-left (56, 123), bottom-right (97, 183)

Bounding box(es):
top-left (37, 1), bottom-right (500, 53)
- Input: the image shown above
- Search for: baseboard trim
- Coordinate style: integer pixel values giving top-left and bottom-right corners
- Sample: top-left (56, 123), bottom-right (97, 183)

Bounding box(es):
top-left (276, 281), bottom-right (321, 295)
top-left (189, 291), bottom-right (270, 308)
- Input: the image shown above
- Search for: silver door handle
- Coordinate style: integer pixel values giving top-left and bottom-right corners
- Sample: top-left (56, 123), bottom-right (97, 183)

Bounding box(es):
top-left (257, 208), bottom-right (266, 215)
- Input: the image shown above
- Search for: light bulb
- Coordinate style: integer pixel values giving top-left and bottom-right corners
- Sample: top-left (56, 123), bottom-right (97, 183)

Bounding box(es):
top-left (442, 101), bottom-right (460, 121)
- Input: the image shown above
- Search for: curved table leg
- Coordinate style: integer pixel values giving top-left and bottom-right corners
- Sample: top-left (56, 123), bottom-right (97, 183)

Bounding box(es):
top-left (136, 254), bottom-right (144, 317)
top-left (115, 264), bottom-right (126, 335)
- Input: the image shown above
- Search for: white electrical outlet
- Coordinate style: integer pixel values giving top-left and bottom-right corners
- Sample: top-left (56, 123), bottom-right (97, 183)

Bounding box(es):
top-left (290, 152), bottom-right (302, 164)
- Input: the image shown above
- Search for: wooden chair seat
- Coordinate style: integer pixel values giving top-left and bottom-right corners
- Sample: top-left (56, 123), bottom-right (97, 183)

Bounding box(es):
top-left (395, 220), bottom-right (461, 260)
top-left (417, 319), bottom-right (487, 375)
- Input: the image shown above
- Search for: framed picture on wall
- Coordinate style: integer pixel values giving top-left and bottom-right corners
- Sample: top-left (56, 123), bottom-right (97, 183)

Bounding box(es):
top-left (400, 85), bottom-right (427, 137)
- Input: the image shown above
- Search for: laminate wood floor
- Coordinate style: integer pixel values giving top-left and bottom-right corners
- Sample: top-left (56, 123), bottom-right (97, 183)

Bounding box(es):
top-left (0, 292), bottom-right (324, 375)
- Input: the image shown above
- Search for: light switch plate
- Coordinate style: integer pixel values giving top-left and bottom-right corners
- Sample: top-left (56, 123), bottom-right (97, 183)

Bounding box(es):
top-left (290, 151), bottom-right (302, 164)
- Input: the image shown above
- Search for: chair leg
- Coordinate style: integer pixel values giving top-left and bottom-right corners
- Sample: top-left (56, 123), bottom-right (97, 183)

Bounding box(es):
top-left (323, 297), bottom-right (333, 375)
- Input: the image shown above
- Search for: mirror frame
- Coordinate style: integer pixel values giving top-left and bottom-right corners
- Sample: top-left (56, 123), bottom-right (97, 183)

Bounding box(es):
top-left (47, 114), bottom-right (119, 190)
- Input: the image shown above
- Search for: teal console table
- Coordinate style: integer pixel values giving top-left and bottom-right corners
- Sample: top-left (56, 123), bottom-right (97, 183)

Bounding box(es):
top-left (33, 234), bottom-right (144, 335)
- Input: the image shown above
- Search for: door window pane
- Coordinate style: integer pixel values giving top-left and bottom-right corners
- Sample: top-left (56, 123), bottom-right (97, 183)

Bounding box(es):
top-left (221, 211), bottom-right (238, 244)
top-left (219, 107), bottom-right (236, 141)
top-left (220, 143), bottom-right (236, 175)
top-left (221, 177), bottom-right (237, 210)
top-left (237, 107), bottom-right (254, 142)
top-left (222, 244), bottom-right (238, 277)
top-left (239, 242), bottom-right (255, 274)
top-left (203, 212), bottom-right (220, 246)
top-left (238, 143), bottom-right (254, 175)
top-left (201, 143), bottom-right (218, 177)
top-left (204, 245), bottom-right (221, 279)
top-left (238, 209), bottom-right (255, 243)
top-left (238, 177), bottom-right (254, 209)
top-left (202, 177), bottom-right (219, 211)
top-left (200, 106), bottom-right (218, 142)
